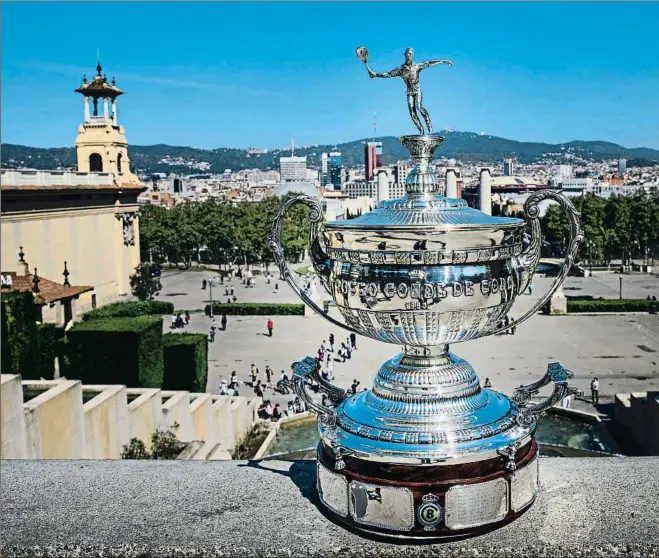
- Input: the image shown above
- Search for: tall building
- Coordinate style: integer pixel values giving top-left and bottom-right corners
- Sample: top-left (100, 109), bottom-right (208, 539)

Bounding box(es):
top-left (618, 159), bottom-right (627, 175)
top-left (394, 160), bottom-right (412, 187)
top-left (321, 153), bottom-right (330, 187)
top-left (503, 158), bottom-right (515, 176)
top-left (74, 62), bottom-right (139, 183)
top-left (329, 151), bottom-right (343, 190)
top-left (279, 156), bottom-right (307, 182)
top-left (1, 60), bottom-right (145, 322)
top-left (365, 141), bottom-right (383, 181)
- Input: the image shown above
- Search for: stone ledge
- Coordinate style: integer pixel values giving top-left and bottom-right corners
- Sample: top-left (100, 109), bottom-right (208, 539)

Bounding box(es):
top-left (2, 458), bottom-right (659, 557)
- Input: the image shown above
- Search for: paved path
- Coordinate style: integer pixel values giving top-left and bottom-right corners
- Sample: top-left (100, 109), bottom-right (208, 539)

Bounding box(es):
top-left (163, 271), bottom-right (659, 415)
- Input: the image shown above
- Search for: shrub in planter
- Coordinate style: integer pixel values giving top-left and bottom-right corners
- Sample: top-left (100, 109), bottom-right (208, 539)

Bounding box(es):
top-left (1, 292), bottom-right (39, 379)
top-left (567, 298), bottom-right (655, 313)
top-left (204, 302), bottom-right (305, 316)
top-left (162, 333), bottom-right (208, 392)
top-left (82, 300), bottom-right (174, 322)
top-left (65, 316), bottom-right (163, 388)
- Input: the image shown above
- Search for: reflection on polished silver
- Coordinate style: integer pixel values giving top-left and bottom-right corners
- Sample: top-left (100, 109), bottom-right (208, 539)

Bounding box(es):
top-left (349, 481), bottom-right (415, 531)
top-left (510, 457), bottom-right (539, 513)
top-left (444, 478), bottom-right (509, 530)
top-left (269, 47), bottom-right (584, 526)
top-left (317, 462), bottom-right (349, 518)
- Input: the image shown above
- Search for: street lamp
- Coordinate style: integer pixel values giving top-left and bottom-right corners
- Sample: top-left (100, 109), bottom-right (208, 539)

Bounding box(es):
top-left (208, 277), bottom-right (217, 317)
top-left (587, 240), bottom-right (595, 277)
top-left (619, 275), bottom-right (623, 300)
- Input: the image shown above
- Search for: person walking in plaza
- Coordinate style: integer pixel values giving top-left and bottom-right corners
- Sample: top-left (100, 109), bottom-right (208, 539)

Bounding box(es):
top-left (329, 333), bottom-right (335, 352)
top-left (219, 378), bottom-right (228, 395)
top-left (345, 338), bottom-right (352, 359)
top-left (483, 378), bottom-right (492, 389)
top-left (267, 318), bottom-right (274, 337)
top-left (590, 377), bottom-right (600, 405)
top-left (326, 359), bottom-right (334, 381)
top-left (272, 404), bottom-right (282, 421)
top-left (184, 311), bottom-right (190, 326)
top-left (209, 323), bottom-right (216, 342)
top-left (221, 314), bottom-right (227, 331)
top-left (171, 314), bottom-right (177, 329)
top-left (254, 380), bottom-right (264, 398)
top-left (265, 365), bottom-right (273, 390)
top-left (250, 364), bottom-right (259, 386)
top-left (350, 332), bottom-right (357, 350)
top-left (202, 278), bottom-right (207, 290)
top-left (321, 339), bottom-right (327, 355)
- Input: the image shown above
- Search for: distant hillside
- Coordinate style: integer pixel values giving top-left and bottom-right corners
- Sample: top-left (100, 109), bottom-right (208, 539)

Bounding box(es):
top-left (2, 131), bottom-right (658, 174)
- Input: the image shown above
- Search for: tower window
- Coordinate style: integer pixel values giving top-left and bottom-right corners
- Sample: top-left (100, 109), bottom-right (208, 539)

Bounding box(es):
top-left (117, 153), bottom-right (123, 173)
top-left (89, 153), bottom-right (103, 172)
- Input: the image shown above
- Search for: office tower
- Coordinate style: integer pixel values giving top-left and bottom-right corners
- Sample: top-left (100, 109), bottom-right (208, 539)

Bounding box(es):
top-left (279, 156), bottom-right (307, 182)
top-left (394, 160), bottom-right (412, 186)
top-left (365, 141), bottom-right (383, 181)
top-left (329, 151), bottom-right (343, 190)
top-left (321, 153), bottom-right (330, 187)
top-left (618, 159), bottom-right (627, 175)
top-left (503, 158), bottom-right (514, 176)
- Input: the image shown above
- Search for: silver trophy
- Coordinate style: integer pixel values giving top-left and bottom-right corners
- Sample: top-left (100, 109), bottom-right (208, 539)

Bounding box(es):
top-left (268, 47), bottom-right (584, 540)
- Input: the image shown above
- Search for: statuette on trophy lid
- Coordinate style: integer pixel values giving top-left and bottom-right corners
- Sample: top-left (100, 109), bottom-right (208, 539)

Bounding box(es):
top-left (268, 46), bottom-right (584, 541)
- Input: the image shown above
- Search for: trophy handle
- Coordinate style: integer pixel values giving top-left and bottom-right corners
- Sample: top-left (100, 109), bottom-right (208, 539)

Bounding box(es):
top-left (267, 195), bottom-right (360, 334)
top-left (289, 356), bottom-right (346, 425)
top-left (484, 190), bottom-right (584, 337)
top-left (512, 362), bottom-right (584, 427)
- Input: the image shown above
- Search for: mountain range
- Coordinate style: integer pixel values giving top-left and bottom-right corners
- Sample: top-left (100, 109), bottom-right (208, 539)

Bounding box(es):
top-left (2, 131), bottom-right (658, 175)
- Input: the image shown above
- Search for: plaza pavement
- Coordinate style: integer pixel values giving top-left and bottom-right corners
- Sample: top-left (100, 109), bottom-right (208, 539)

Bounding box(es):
top-left (160, 268), bottom-right (659, 413)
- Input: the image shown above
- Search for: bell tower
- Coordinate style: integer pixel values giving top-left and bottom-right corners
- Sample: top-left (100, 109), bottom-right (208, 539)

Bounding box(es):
top-left (74, 58), bottom-right (139, 184)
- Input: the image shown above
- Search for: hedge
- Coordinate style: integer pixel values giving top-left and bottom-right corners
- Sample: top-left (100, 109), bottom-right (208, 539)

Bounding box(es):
top-left (162, 333), bottom-right (208, 392)
top-left (567, 299), bottom-right (658, 313)
top-left (36, 323), bottom-right (66, 380)
top-left (1, 292), bottom-right (39, 379)
top-left (82, 300), bottom-right (174, 322)
top-left (204, 302), bottom-right (305, 316)
top-left (64, 316), bottom-right (164, 388)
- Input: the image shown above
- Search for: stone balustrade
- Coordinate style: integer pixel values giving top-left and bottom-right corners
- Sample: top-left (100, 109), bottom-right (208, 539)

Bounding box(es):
top-left (0, 374), bottom-right (261, 460)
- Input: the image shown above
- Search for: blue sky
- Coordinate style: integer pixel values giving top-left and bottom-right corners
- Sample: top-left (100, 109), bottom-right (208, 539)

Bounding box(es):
top-left (2, 2), bottom-right (658, 150)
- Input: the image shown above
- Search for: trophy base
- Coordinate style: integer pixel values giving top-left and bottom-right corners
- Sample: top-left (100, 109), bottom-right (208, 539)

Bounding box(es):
top-left (315, 438), bottom-right (539, 541)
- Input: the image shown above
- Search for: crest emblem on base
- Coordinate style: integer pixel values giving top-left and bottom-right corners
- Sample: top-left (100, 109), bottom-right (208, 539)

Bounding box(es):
top-left (417, 494), bottom-right (443, 531)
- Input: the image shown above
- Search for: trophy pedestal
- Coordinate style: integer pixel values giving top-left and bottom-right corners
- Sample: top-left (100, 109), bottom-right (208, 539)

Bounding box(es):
top-left (315, 438), bottom-right (539, 540)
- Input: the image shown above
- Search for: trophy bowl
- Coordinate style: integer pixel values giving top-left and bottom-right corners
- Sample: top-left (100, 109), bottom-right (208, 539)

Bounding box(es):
top-left (267, 54), bottom-right (584, 542)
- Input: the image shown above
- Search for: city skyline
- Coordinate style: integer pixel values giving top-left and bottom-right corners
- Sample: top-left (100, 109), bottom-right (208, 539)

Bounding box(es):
top-left (2, 2), bottom-right (659, 150)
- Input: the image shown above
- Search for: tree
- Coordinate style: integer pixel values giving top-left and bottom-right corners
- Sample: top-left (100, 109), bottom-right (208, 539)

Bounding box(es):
top-left (129, 262), bottom-right (162, 300)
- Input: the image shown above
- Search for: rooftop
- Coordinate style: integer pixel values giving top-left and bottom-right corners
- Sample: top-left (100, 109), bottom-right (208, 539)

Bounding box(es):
top-left (74, 62), bottom-right (123, 99)
top-left (0, 269), bottom-right (92, 305)
top-left (2, 457), bottom-right (658, 557)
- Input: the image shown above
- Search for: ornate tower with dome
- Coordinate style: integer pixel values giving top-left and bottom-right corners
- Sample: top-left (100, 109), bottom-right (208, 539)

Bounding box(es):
top-left (74, 60), bottom-right (139, 184)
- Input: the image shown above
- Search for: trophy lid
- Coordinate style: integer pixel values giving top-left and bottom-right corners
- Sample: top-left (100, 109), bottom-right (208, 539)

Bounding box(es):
top-left (325, 135), bottom-right (523, 231)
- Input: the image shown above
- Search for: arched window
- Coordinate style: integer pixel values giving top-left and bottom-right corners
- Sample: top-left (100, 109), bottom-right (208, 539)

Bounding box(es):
top-left (89, 153), bottom-right (103, 172)
top-left (117, 153), bottom-right (123, 173)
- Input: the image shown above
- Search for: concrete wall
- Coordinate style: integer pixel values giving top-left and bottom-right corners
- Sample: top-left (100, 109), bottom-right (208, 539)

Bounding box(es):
top-left (0, 376), bottom-right (261, 459)
top-left (1, 205), bottom-right (140, 314)
top-left (127, 388), bottom-right (162, 447)
top-left (614, 391), bottom-right (659, 454)
top-left (0, 375), bottom-right (27, 459)
top-left (83, 385), bottom-right (130, 459)
top-left (212, 396), bottom-right (235, 451)
top-left (160, 391), bottom-right (194, 443)
top-left (23, 380), bottom-right (85, 459)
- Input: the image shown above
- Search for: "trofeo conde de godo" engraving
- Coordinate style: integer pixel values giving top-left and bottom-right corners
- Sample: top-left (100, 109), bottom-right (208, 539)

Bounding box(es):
top-left (333, 276), bottom-right (516, 309)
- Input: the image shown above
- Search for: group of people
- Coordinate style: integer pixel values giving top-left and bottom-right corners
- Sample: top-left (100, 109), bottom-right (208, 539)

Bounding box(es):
top-left (170, 312), bottom-right (190, 329)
